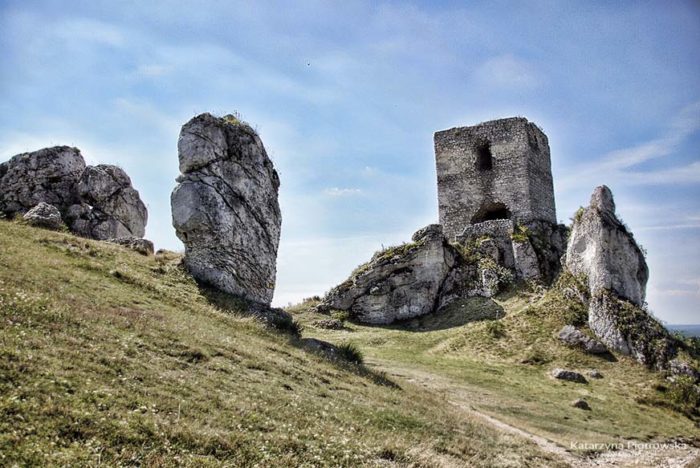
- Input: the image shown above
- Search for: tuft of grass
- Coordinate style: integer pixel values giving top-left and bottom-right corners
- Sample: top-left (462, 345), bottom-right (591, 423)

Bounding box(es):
top-left (337, 342), bottom-right (364, 365)
top-left (511, 224), bottom-right (531, 243)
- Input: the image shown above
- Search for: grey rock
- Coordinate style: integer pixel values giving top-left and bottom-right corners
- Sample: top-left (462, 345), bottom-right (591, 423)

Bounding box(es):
top-left (668, 359), bottom-right (700, 381)
top-left (71, 165), bottom-right (147, 239)
top-left (588, 370), bottom-right (603, 379)
top-left (566, 185), bottom-right (648, 306)
top-left (588, 293), bottom-right (676, 370)
top-left (301, 338), bottom-right (341, 359)
top-left (171, 113), bottom-right (281, 305)
top-left (108, 237), bottom-right (154, 256)
top-left (558, 325), bottom-right (608, 354)
top-left (571, 399), bottom-right (591, 410)
top-left (247, 302), bottom-right (295, 333)
top-left (22, 202), bottom-right (63, 230)
top-left (313, 319), bottom-right (344, 330)
top-left (0, 146), bottom-right (148, 241)
top-left (322, 224), bottom-right (456, 324)
top-left (551, 368), bottom-right (587, 383)
top-left (513, 238), bottom-right (541, 280)
top-left (0, 146), bottom-right (85, 215)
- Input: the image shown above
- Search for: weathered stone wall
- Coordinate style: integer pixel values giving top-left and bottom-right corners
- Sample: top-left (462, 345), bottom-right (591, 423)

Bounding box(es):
top-left (434, 117), bottom-right (556, 240)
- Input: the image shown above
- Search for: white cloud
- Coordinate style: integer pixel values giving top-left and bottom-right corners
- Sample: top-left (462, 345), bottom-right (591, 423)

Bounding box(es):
top-left (323, 187), bottom-right (363, 197)
top-left (474, 54), bottom-right (541, 89)
top-left (558, 100), bottom-right (700, 190)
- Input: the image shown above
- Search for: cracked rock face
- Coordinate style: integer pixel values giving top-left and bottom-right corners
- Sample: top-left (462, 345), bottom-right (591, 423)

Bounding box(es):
top-left (0, 146), bottom-right (85, 215)
top-left (0, 146), bottom-right (148, 240)
top-left (566, 185), bottom-right (648, 306)
top-left (67, 165), bottom-right (147, 239)
top-left (171, 113), bottom-right (281, 305)
top-left (322, 224), bottom-right (456, 324)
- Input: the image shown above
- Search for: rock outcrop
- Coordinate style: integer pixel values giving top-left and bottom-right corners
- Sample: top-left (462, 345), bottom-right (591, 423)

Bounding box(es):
top-left (0, 146), bottom-right (148, 240)
top-left (558, 325), bottom-right (607, 354)
top-left (171, 113), bottom-right (281, 305)
top-left (68, 165), bottom-right (147, 239)
top-left (108, 237), bottom-right (155, 256)
top-left (565, 186), bottom-right (677, 369)
top-left (323, 225), bottom-right (457, 324)
top-left (0, 146), bottom-right (85, 214)
top-left (566, 185), bottom-right (648, 306)
top-left (22, 202), bottom-right (64, 230)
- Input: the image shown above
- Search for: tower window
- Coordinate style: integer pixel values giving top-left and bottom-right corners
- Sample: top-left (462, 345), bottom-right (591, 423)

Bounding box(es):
top-left (476, 143), bottom-right (493, 171)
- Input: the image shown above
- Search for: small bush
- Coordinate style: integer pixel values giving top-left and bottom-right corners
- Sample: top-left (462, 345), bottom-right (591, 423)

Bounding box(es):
top-left (511, 225), bottom-right (530, 243)
top-left (331, 310), bottom-right (351, 322)
top-left (337, 342), bottom-right (363, 365)
top-left (484, 320), bottom-right (506, 339)
top-left (571, 207), bottom-right (585, 225)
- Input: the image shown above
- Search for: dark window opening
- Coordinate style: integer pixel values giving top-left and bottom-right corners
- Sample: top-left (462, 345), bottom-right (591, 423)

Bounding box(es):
top-left (471, 202), bottom-right (511, 224)
top-left (476, 143), bottom-right (493, 171)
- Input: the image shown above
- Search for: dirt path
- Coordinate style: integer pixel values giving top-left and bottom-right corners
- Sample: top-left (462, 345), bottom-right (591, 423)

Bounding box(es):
top-left (368, 358), bottom-right (700, 468)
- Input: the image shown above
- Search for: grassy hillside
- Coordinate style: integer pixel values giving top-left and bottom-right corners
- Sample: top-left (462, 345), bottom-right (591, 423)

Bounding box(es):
top-left (289, 283), bottom-right (700, 452)
top-left (0, 221), bottom-right (563, 467)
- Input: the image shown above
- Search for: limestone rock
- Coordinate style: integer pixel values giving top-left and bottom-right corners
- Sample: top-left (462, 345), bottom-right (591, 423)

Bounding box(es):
top-left (512, 238), bottom-right (541, 280)
top-left (171, 113), bottom-right (281, 305)
top-left (322, 224), bottom-right (456, 324)
top-left (0, 146), bottom-right (85, 215)
top-left (571, 399), bottom-right (591, 410)
top-left (70, 165), bottom-right (147, 239)
top-left (22, 202), bottom-right (64, 230)
top-left (588, 370), bottom-right (603, 379)
top-left (551, 368), bottom-right (587, 383)
top-left (588, 292), bottom-right (676, 370)
top-left (558, 325), bottom-right (608, 354)
top-left (108, 237), bottom-right (154, 256)
top-left (313, 319), bottom-right (344, 330)
top-left (0, 146), bottom-right (148, 241)
top-left (566, 185), bottom-right (648, 306)
top-left (668, 359), bottom-right (700, 381)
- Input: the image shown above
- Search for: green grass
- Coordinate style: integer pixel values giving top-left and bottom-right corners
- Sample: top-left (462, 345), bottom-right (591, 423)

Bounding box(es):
top-left (290, 286), bottom-right (700, 453)
top-left (0, 221), bottom-right (563, 467)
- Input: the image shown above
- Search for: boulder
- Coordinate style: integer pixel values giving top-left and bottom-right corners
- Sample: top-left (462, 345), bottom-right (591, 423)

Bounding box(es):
top-left (108, 237), bottom-right (155, 256)
top-left (322, 224), bottom-right (456, 324)
top-left (0, 146), bottom-right (85, 215)
top-left (551, 368), bottom-right (587, 383)
top-left (565, 185), bottom-right (648, 306)
top-left (558, 325), bottom-right (608, 354)
top-left (171, 113), bottom-right (281, 305)
top-left (22, 202), bottom-right (64, 230)
top-left (571, 399), bottom-right (591, 410)
top-left (69, 165), bottom-right (147, 239)
top-left (588, 370), bottom-right (603, 379)
top-left (0, 146), bottom-right (148, 241)
top-left (313, 319), bottom-right (344, 330)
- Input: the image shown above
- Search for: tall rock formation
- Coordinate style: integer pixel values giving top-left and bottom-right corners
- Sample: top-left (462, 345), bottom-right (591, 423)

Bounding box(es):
top-left (0, 146), bottom-right (148, 240)
top-left (566, 185), bottom-right (648, 306)
top-left (565, 185), bottom-right (675, 369)
top-left (171, 113), bottom-right (281, 305)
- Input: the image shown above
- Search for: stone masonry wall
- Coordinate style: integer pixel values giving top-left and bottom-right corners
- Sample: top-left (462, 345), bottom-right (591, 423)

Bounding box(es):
top-left (434, 117), bottom-right (556, 240)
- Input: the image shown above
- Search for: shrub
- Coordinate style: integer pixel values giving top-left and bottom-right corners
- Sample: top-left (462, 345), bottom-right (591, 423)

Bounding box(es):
top-left (484, 320), bottom-right (506, 339)
top-left (337, 342), bottom-right (363, 365)
top-left (511, 225), bottom-right (530, 243)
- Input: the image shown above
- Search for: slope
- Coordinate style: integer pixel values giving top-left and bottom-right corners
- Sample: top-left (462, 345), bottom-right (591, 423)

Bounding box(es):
top-left (0, 220), bottom-right (568, 467)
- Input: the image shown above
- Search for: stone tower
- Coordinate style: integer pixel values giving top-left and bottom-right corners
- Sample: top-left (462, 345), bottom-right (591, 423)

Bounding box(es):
top-left (434, 117), bottom-right (556, 239)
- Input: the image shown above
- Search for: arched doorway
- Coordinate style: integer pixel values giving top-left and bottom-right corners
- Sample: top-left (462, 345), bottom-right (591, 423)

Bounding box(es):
top-left (471, 202), bottom-right (511, 224)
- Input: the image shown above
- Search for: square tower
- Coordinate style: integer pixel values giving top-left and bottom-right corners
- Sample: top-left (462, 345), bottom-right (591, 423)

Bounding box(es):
top-left (434, 117), bottom-right (556, 239)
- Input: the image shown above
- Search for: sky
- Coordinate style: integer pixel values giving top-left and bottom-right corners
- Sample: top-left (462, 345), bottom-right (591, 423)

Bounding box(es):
top-left (1, 1), bottom-right (699, 324)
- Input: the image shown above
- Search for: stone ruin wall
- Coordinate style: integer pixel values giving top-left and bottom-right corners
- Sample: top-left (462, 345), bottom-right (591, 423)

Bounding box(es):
top-left (434, 117), bottom-right (556, 240)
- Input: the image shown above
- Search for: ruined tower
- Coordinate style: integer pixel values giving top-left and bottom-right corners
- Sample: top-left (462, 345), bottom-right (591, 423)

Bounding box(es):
top-left (434, 117), bottom-right (556, 239)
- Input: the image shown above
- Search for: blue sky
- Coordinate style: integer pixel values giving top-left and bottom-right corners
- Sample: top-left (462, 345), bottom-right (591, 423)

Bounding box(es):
top-left (1, 1), bottom-right (699, 323)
